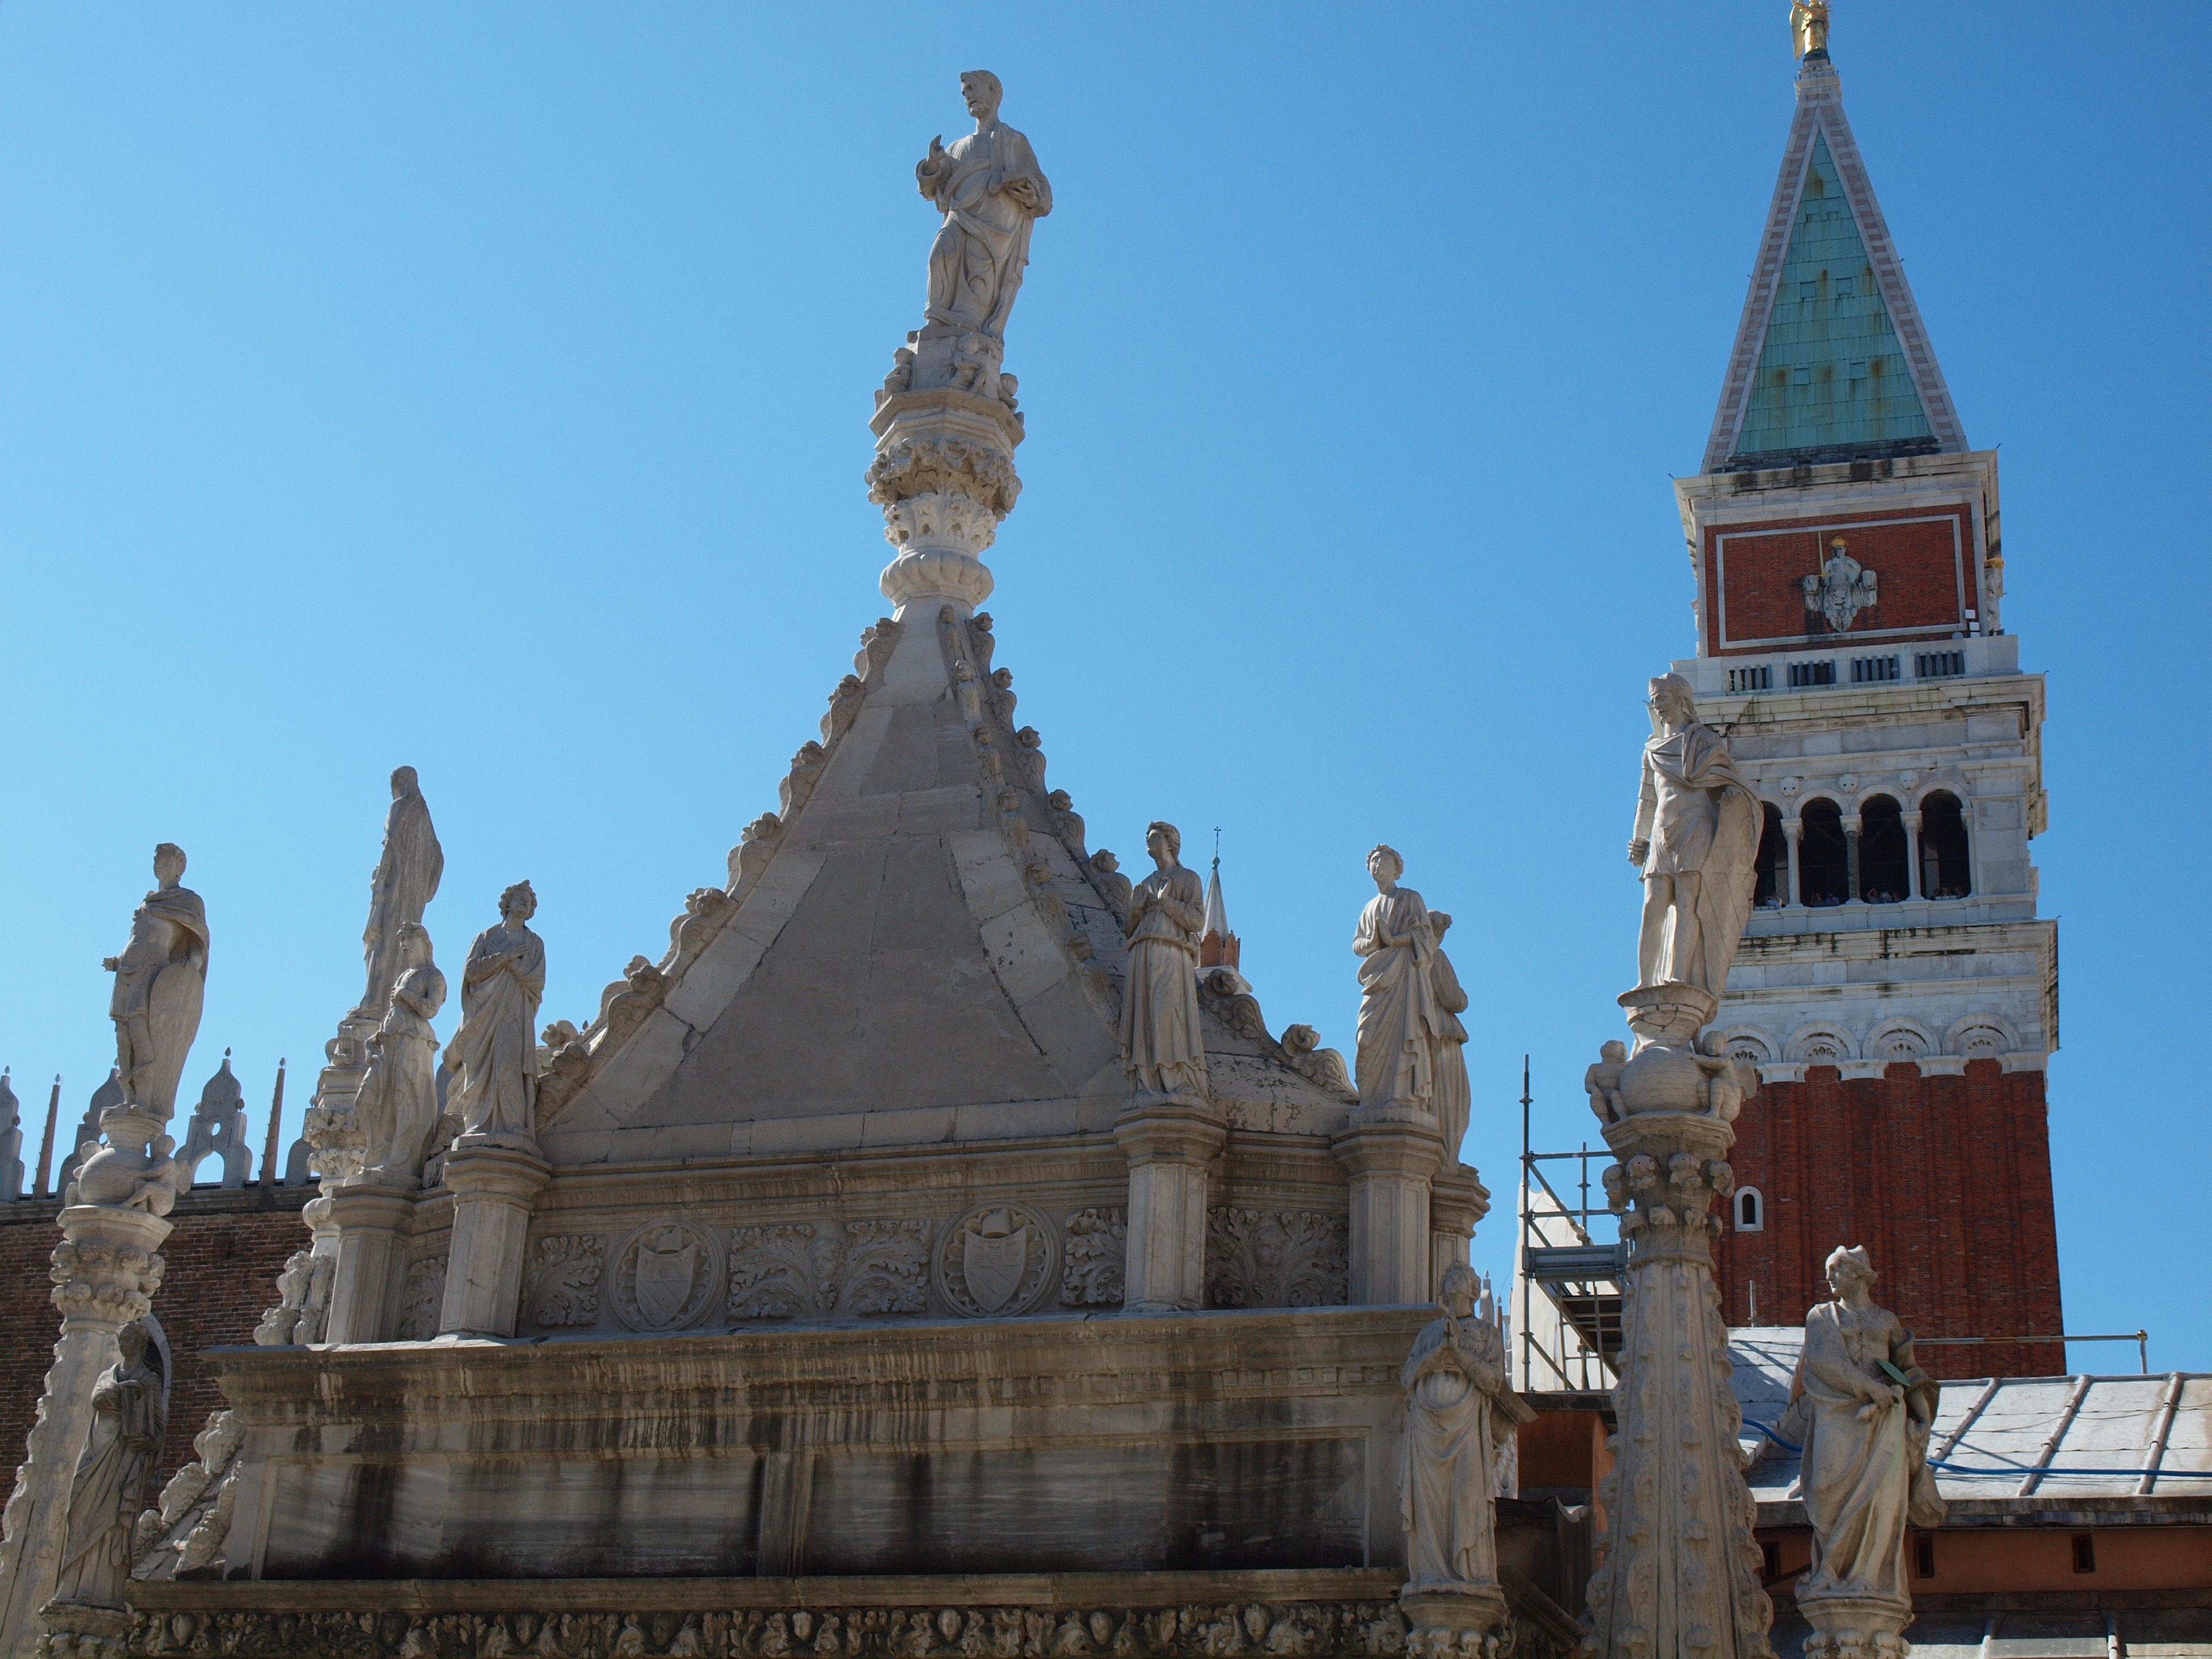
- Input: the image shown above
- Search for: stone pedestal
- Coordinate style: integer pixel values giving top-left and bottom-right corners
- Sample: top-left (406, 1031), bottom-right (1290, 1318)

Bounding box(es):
top-left (1399, 1584), bottom-right (1510, 1659)
top-left (322, 1182), bottom-right (417, 1345)
top-left (867, 386), bottom-right (1024, 620)
top-left (0, 1205), bottom-right (171, 1659)
top-left (1332, 1113), bottom-right (1444, 1305)
top-left (1429, 1163), bottom-right (1491, 1305)
top-left (1797, 1589), bottom-right (1914, 1659)
top-left (436, 1139), bottom-right (550, 1338)
top-left (1114, 1097), bottom-right (1225, 1313)
top-left (1582, 1091), bottom-right (1774, 1659)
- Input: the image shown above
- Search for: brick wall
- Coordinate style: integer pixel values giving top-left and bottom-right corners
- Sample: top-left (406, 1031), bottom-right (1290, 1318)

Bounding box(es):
top-left (0, 1188), bottom-right (312, 1485)
top-left (1712, 1060), bottom-right (2063, 1378)
top-left (1704, 504), bottom-right (1976, 654)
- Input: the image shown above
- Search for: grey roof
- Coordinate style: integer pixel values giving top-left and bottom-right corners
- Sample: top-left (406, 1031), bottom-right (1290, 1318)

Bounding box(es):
top-left (1726, 1327), bottom-right (2212, 1510)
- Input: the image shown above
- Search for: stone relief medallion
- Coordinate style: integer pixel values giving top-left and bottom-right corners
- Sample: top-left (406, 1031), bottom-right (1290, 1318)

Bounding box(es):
top-left (934, 1203), bottom-right (1058, 1318)
top-left (610, 1220), bottom-right (723, 1332)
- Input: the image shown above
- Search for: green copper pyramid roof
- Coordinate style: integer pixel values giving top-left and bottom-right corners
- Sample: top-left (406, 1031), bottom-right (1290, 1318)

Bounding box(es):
top-left (1734, 136), bottom-right (1930, 459)
top-left (1702, 56), bottom-right (1966, 472)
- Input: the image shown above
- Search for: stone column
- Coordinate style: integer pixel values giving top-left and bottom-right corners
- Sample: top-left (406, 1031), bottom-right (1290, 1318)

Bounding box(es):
top-left (1903, 811), bottom-right (1925, 900)
top-left (1428, 1164), bottom-right (1491, 1305)
top-left (868, 368), bottom-right (1025, 623)
top-left (1585, 985), bottom-right (1774, 1659)
top-left (1114, 1102), bottom-right (1224, 1313)
top-left (321, 1183), bottom-right (416, 1345)
top-left (437, 1140), bottom-right (550, 1338)
top-left (1332, 1115), bottom-right (1444, 1305)
top-left (0, 1205), bottom-right (170, 1659)
top-left (1782, 819), bottom-right (1803, 910)
top-left (1843, 815), bottom-right (1864, 905)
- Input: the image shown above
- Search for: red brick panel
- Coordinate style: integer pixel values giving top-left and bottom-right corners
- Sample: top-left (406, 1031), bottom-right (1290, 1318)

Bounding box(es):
top-left (1706, 506), bottom-right (1974, 655)
top-left (1712, 1062), bottom-right (2063, 1379)
top-left (0, 1194), bottom-right (312, 1487)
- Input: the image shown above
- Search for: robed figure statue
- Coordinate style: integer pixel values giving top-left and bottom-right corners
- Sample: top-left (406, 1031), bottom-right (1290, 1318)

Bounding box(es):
top-left (1790, 1246), bottom-right (1946, 1612)
top-left (916, 71), bottom-right (1051, 341)
top-left (101, 843), bottom-right (210, 1119)
top-left (1427, 912), bottom-right (1472, 1158)
top-left (357, 766), bottom-right (443, 1020)
top-left (1401, 1265), bottom-right (1511, 1592)
top-left (1353, 845), bottom-right (1446, 1117)
top-left (48, 1322), bottom-right (166, 1613)
top-left (452, 883), bottom-right (545, 1141)
top-left (1627, 674), bottom-right (1759, 995)
top-left (1119, 823), bottom-right (1208, 1104)
top-left (354, 922), bottom-right (448, 1182)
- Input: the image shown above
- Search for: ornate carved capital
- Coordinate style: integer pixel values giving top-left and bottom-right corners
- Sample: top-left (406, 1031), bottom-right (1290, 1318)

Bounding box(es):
top-left (50, 1207), bottom-right (172, 1329)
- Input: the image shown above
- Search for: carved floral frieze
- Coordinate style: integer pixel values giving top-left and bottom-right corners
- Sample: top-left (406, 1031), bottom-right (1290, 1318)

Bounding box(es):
top-left (524, 1236), bottom-right (605, 1328)
top-left (396, 1255), bottom-right (448, 1342)
top-left (726, 1220), bottom-right (928, 1321)
top-left (610, 1222), bottom-right (722, 1333)
top-left (1204, 1209), bottom-right (1349, 1311)
top-left (1058, 1208), bottom-right (1126, 1308)
top-left (127, 1600), bottom-right (1430, 1659)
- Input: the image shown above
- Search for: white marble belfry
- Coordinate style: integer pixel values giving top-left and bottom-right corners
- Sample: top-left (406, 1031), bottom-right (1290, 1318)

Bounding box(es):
top-left (1582, 676), bottom-right (1775, 1659)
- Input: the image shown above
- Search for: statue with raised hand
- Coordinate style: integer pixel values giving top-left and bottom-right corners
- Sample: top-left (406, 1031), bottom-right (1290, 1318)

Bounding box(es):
top-left (101, 843), bottom-right (209, 1119)
top-left (917, 71), bottom-right (1051, 345)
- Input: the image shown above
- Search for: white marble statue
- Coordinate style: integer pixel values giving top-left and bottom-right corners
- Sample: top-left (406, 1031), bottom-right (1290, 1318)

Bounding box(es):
top-left (1427, 912), bottom-right (1472, 1158)
top-left (101, 843), bottom-right (210, 1119)
top-left (1353, 845), bottom-right (1446, 1118)
top-left (354, 923), bottom-right (449, 1182)
top-left (1120, 823), bottom-right (1208, 1104)
top-left (917, 71), bottom-right (1051, 342)
top-left (1627, 674), bottom-right (1759, 996)
top-left (357, 766), bottom-right (444, 1019)
top-left (48, 1321), bottom-right (165, 1613)
top-left (452, 883), bottom-right (545, 1141)
top-left (1400, 1264), bottom-right (1509, 1592)
top-left (1793, 1247), bottom-right (1946, 1615)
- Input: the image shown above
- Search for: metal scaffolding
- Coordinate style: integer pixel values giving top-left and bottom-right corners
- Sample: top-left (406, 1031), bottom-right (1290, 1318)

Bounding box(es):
top-left (1514, 1056), bottom-right (1627, 1392)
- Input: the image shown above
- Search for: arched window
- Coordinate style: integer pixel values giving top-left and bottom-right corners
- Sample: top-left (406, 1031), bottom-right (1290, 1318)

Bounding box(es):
top-left (1859, 794), bottom-right (1908, 904)
top-left (1753, 804), bottom-right (1787, 910)
top-left (1921, 791), bottom-right (1971, 898)
top-left (1734, 1188), bottom-right (1765, 1232)
top-left (1798, 798), bottom-right (1848, 907)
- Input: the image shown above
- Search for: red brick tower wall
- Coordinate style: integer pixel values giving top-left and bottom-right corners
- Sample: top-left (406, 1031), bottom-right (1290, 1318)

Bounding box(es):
top-left (0, 1190), bottom-right (312, 1486)
top-left (1713, 1059), bottom-right (2063, 1378)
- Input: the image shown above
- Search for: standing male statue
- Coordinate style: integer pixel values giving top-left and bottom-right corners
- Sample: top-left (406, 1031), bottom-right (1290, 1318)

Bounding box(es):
top-left (1120, 823), bottom-right (1207, 1104)
top-left (451, 883), bottom-right (545, 1141)
top-left (1401, 1265), bottom-right (1511, 1592)
top-left (917, 71), bottom-right (1052, 342)
top-left (1627, 674), bottom-right (1759, 996)
top-left (1427, 913), bottom-right (1472, 1159)
top-left (1352, 845), bottom-right (1446, 1118)
top-left (1790, 1246), bottom-right (1946, 1657)
top-left (357, 766), bottom-right (443, 1020)
top-left (101, 843), bottom-right (210, 1119)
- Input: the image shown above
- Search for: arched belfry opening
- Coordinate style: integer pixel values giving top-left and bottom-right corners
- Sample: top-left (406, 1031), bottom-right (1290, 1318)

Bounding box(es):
top-left (1859, 794), bottom-right (1908, 903)
top-left (1798, 798), bottom-right (1848, 907)
top-left (1921, 790), bottom-right (1971, 898)
top-left (1754, 803), bottom-right (1788, 909)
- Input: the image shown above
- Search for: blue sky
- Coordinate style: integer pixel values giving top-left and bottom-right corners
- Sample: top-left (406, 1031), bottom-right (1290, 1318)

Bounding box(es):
top-left (4, 3), bottom-right (2206, 1368)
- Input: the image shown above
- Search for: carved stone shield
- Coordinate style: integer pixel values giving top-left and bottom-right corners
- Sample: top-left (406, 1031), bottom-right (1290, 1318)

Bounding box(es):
top-left (962, 1223), bottom-right (1029, 1314)
top-left (632, 1236), bottom-right (699, 1329)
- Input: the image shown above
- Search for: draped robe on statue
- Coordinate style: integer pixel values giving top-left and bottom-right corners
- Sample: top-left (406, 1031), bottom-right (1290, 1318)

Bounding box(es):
top-left (1120, 865), bottom-right (1207, 1101)
top-left (921, 122), bottom-right (1051, 337)
top-left (109, 883), bottom-right (210, 1118)
top-left (360, 787), bottom-right (443, 1017)
top-left (1797, 1301), bottom-right (1945, 1600)
top-left (1353, 888), bottom-right (1444, 1115)
top-left (357, 961), bottom-right (448, 1180)
top-left (1633, 720), bottom-right (1759, 993)
top-left (51, 1340), bottom-right (165, 1609)
top-left (453, 924), bottom-right (544, 1138)
top-left (1400, 1312), bottom-right (1506, 1589)
top-left (1429, 930), bottom-right (1471, 1157)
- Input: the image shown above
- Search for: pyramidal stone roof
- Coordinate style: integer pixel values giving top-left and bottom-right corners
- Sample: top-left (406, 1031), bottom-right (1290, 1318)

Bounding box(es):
top-left (1701, 50), bottom-right (1967, 473)
top-left (533, 607), bottom-right (1353, 1170)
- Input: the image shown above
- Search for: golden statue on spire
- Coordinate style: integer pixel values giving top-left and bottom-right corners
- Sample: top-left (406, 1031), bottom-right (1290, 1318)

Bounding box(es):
top-left (1792, 0), bottom-right (1830, 58)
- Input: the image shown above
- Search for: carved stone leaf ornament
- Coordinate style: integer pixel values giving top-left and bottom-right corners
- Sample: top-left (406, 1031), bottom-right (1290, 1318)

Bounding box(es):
top-left (1059, 1207), bottom-right (1127, 1307)
top-left (1204, 1208), bottom-right (1350, 1310)
top-left (726, 1219), bottom-right (928, 1321)
top-left (395, 1255), bottom-right (448, 1342)
top-left (610, 1221), bottom-right (722, 1332)
top-left (935, 1203), bottom-right (1058, 1318)
top-left (524, 1235), bottom-right (605, 1328)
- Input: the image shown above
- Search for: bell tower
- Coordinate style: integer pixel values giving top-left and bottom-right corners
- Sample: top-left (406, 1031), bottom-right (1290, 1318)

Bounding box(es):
top-left (1674, 15), bottom-right (2063, 1374)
